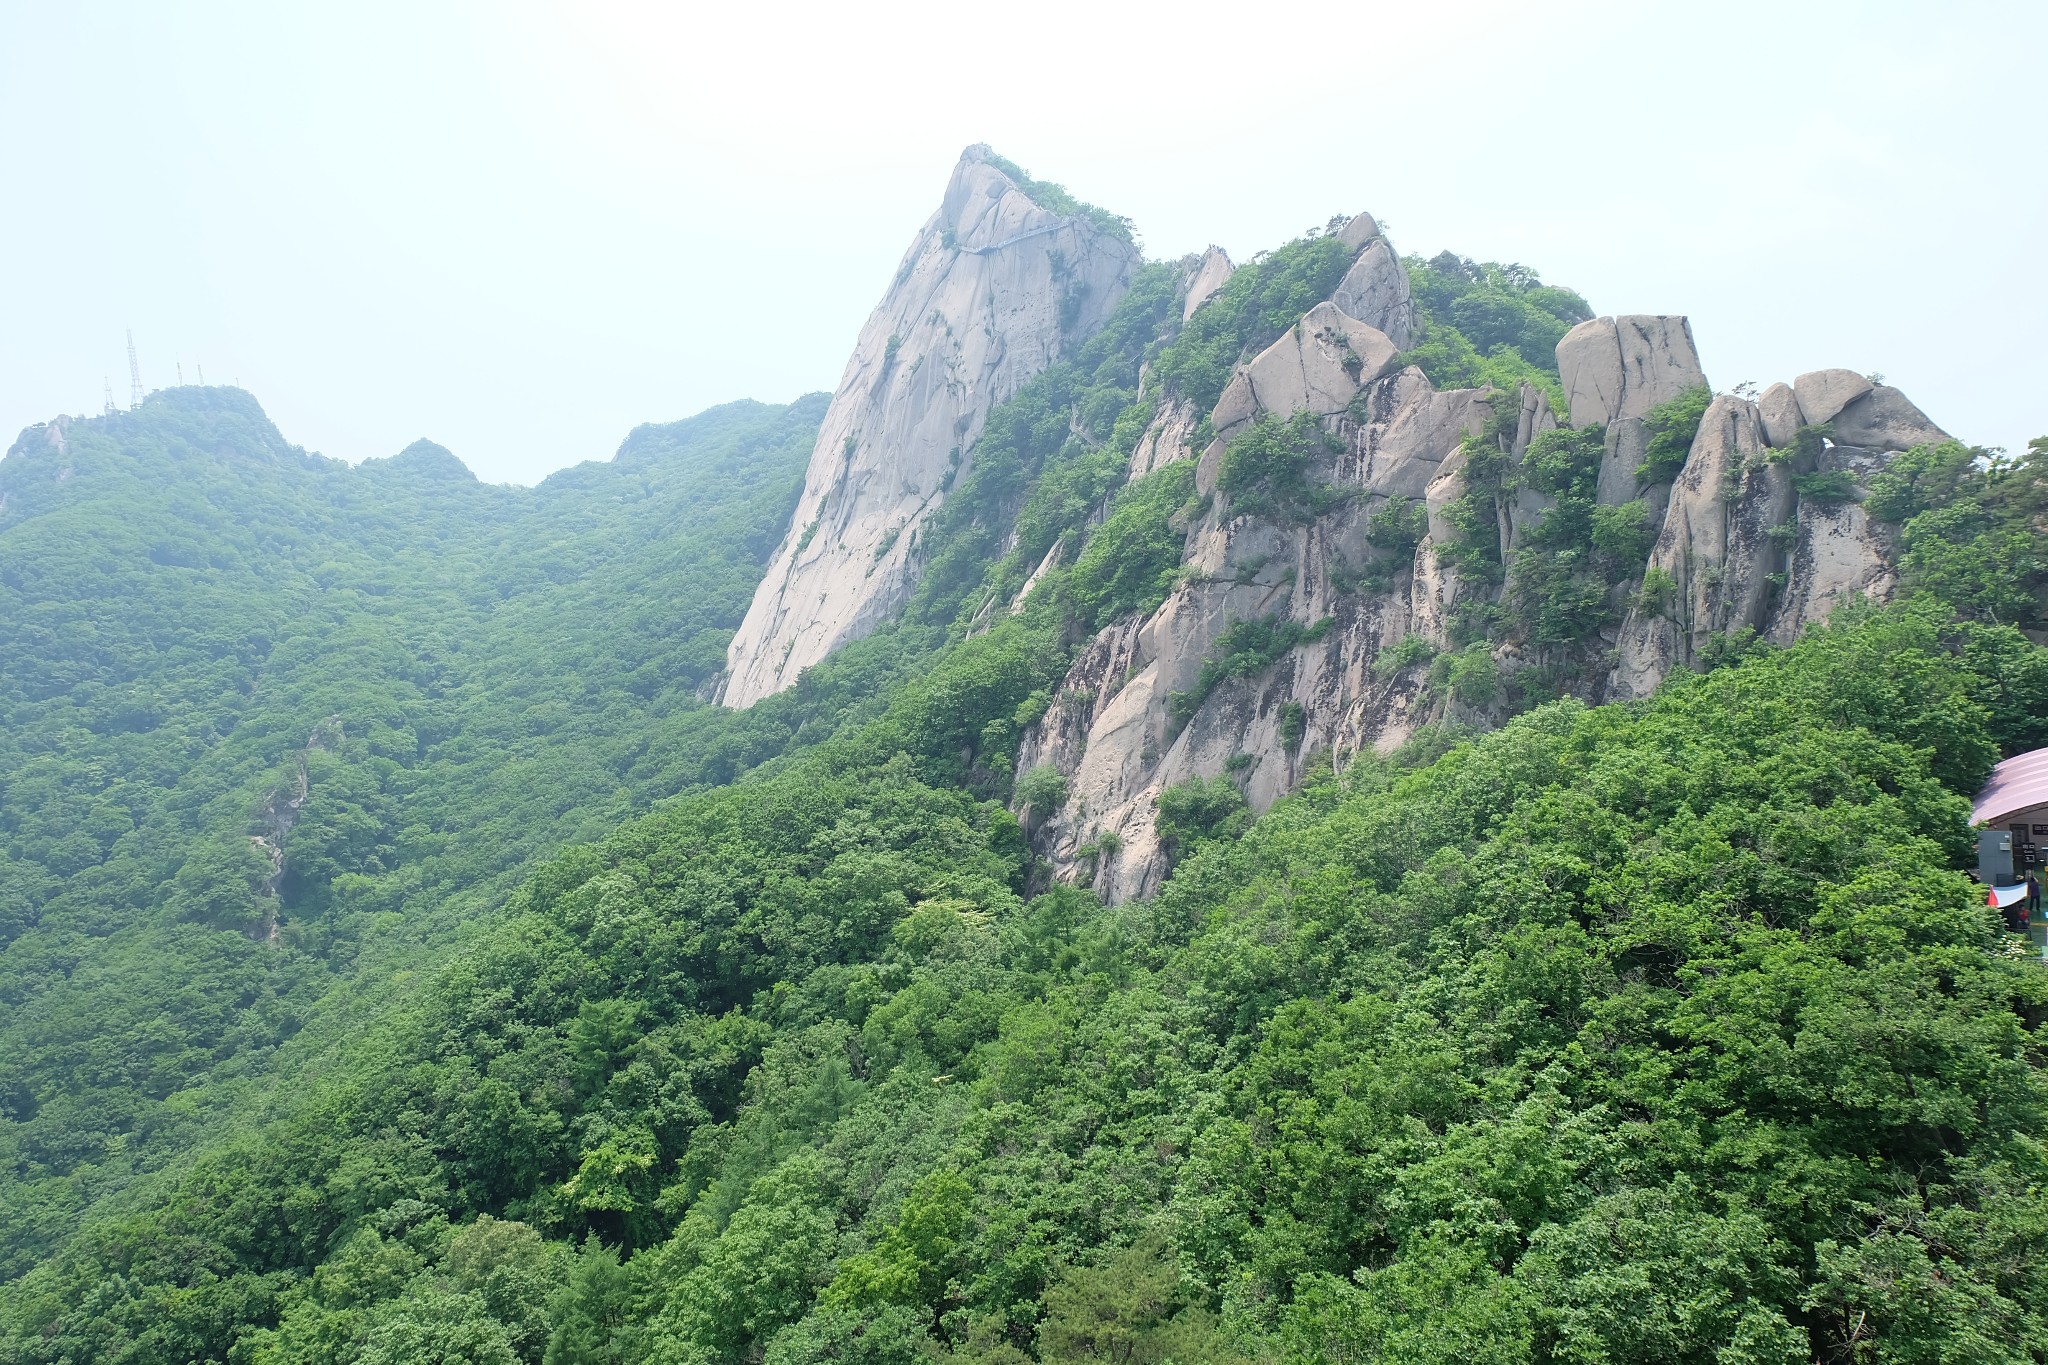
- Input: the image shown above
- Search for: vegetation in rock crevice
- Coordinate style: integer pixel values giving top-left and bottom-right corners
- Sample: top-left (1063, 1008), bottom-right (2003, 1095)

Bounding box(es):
top-left (1217, 412), bottom-right (1348, 526)
top-left (1635, 384), bottom-right (1712, 485)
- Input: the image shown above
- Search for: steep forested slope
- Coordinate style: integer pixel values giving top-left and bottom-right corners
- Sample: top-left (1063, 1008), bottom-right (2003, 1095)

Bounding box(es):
top-left (0, 388), bottom-right (823, 1275)
top-left (9, 597), bottom-right (2048, 1365)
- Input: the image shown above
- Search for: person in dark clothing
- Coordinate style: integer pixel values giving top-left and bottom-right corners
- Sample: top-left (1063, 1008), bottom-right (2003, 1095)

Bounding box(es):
top-left (2029, 868), bottom-right (2043, 926)
top-left (2005, 886), bottom-right (2030, 934)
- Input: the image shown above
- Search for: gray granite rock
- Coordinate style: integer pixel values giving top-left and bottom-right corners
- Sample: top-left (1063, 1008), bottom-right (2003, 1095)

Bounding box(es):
top-left (1555, 315), bottom-right (1709, 505)
top-left (1213, 302), bottom-right (1399, 444)
top-left (1182, 246), bottom-right (1234, 322)
top-left (1757, 382), bottom-right (1802, 449)
top-left (720, 146), bottom-right (1141, 707)
top-left (1793, 368), bottom-right (1873, 427)
top-left (1337, 211), bottom-right (1381, 252)
top-left (1332, 237), bottom-right (1414, 349)
top-left (1770, 441), bottom-right (1900, 645)
top-left (1831, 385), bottom-right (1949, 451)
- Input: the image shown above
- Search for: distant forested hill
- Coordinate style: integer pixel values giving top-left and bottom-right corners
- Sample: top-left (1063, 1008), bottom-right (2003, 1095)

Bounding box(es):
top-left (0, 387), bottom-right (823, 1275)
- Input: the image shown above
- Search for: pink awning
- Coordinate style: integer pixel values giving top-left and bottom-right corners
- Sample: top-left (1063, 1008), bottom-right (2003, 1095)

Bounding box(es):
top-left (1974, 748), bottom-right (2048, 827)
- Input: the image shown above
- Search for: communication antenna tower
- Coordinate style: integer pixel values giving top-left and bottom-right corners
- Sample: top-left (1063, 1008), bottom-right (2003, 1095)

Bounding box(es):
top-left (196, 362), bottom-right (205, 385)
top-left (127, 330), bottom-right (143, 406)
top-left (104, 377), bottom-right (116, 415)
top-left (177, 362), bottom-right (184, 386)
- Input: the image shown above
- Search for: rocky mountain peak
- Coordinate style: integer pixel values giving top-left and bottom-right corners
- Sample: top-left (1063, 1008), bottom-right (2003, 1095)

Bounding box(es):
top-left (718, 148), bottom-right (1142, 708)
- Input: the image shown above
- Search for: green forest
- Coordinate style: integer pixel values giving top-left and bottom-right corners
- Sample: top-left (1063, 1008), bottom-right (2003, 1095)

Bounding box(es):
top-left (3, 214), bottom-right (2048, 1365)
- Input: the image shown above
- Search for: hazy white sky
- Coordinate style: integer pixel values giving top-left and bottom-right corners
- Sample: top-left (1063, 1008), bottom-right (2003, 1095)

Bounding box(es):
top-left (3, 1), bottom-right (2042, 484)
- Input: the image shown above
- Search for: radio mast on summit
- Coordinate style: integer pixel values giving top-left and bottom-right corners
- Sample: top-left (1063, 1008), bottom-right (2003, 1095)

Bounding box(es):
top-left (104, 378), bottom-right (116, 415)
top-left (127, 330), bottom-right (143, 406)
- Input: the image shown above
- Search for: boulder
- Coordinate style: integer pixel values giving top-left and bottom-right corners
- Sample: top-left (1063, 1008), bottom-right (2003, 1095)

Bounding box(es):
top-left (1337, 211), bottom-right (1381, 252)
top-left (1792, 368), bottom-right (1873, 427)
top-left (1831, 385), bottom-right (1948, 451)
top-left (1757, 382), bottom-right (1802, 449)
top-left (1556, 318), bottom-right (1625, 430)
top-left (1212, 302), bottom-right (1398, 443)
top-left (1557, 315), bottom-right (1706, 431)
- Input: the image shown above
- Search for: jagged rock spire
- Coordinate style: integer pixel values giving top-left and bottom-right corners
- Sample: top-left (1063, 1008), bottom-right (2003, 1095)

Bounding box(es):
top-left (718, 147), bottom-right (1141, 708)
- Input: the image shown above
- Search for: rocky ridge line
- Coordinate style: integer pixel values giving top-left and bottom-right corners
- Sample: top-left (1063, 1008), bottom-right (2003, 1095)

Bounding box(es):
top-left (1015, 232), bottom-right (1949, 900)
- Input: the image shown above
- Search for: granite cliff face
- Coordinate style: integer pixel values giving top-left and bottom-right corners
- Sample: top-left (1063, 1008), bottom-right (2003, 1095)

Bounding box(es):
top-left (719, 146), bottom-right (1141, 707)
top-left (715, 155), bottom-right (1955, 899)
top-left (1609, 374), bottom-right (1948, 694)
top-left (1015, 297), bottom-right (1946, 900)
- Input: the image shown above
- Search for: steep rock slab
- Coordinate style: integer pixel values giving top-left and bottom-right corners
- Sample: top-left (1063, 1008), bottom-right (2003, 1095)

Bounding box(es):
top-left (1332, 232), bottom-right (1415, 348)
top-left (1555, 315), bottom-right (1708, 506)
top-left (1770, 442), bottom-right (1899, 643)
top-left (1352, 367), bottom-right (1492, 500)
top-left (1765, 384), bottom-right (1941, 641)
top-left (1182, 246), bottom-right (1234, 322)
top-left (1128, 396), bottom-right (1202, 478)
top-left (1611, 395), bottom-right (1789, 695)
top-left (720, 146), bottom-right (1140, 707)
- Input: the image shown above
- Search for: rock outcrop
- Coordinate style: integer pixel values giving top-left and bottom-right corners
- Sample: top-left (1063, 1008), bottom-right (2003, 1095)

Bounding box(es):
top-left (1182, 247), bottom-right (1234, 321)
top-left (1036, 305), bottom-right (1947, 896)
top-left (1555, 315), bottom-right (1709, 506)
top-left (1769, 443), bottom-right (1901, 644)
top-left (1609, 395), bottom-right (1787, 695)
top-left (719, 146), bottom-right (1142, 707)
top-left (1609, 385), bottom-right (1948, 695)
top-left (1208, 302), bottom-right (1400, 444)
top-left (1331, 230), bottom-right (1414, 349)
top-left (710, 157), bottom-right (1959, 900)
top-left (1016, 264), bottom-right (1504, 899)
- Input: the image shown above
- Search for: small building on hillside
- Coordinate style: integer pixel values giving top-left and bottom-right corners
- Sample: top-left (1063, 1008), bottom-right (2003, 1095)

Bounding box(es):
top-left (1975, 748), bottom-right (2048, 884)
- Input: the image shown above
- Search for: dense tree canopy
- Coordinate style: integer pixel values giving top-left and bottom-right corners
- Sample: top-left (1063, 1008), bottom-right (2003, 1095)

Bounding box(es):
top-left (7, 590), bottom-right (2046, 1364)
